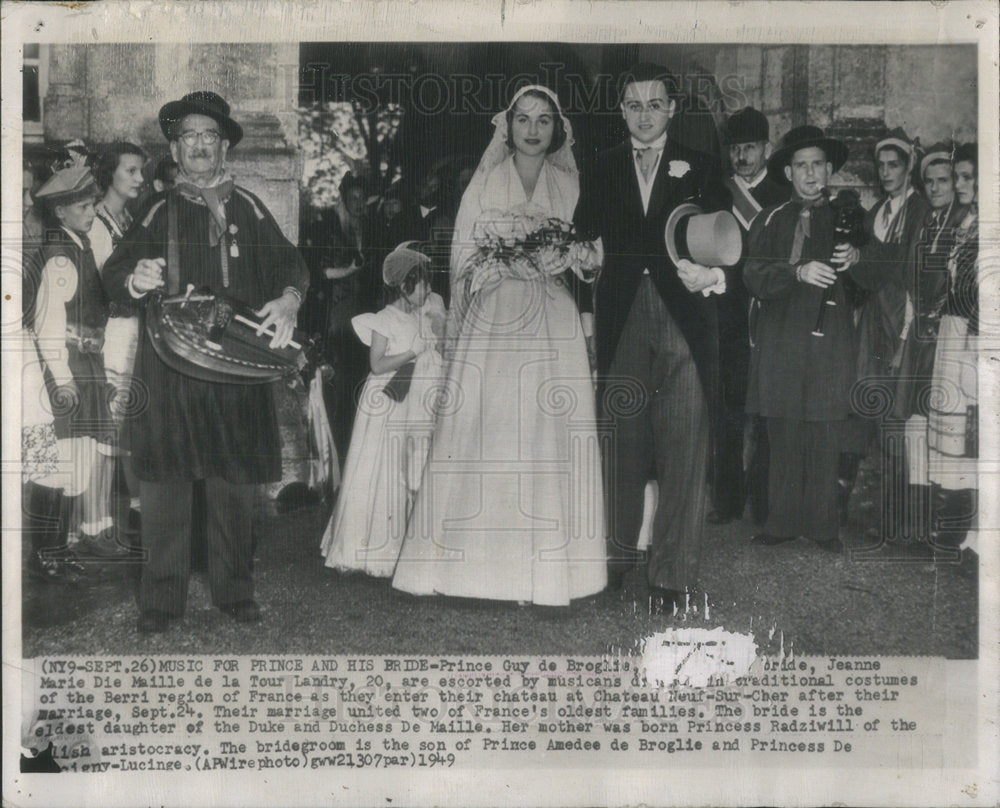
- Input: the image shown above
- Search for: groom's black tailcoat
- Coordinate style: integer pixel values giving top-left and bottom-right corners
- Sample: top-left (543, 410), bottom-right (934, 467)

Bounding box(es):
top-left (577, 139), bottom-right (730, 421)
top-left (575, 136), bottom-right (731, 592)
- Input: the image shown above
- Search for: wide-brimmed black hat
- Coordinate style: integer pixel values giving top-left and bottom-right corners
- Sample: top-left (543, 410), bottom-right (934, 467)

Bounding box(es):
top-left (158, 91), bottom-right (243, 147)
top-left (766, 125), bottom-right (848, 183)
top-left (724, 107), bottom-right (770, 146)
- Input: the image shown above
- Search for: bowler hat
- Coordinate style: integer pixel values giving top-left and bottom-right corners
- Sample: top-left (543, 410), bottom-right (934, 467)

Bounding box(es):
top-left (724, 107), bottom-right (770, 146)
top-left (664, 203), bottom-right (743, 268)
top-left (766, 125), bottom-right (848, 183)
top-left (158, 91), bottom-right (243, 147)
top-left (383, 241), bottom-right (430, 286)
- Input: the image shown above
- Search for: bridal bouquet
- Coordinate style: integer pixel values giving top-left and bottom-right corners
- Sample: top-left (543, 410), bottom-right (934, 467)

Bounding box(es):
top-left (468, 205), bottom-right (602, 296)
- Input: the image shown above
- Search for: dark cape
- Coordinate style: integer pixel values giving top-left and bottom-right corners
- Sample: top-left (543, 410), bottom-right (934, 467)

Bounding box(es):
top-left (744, 198), bottom-right (883, 422)
top-left (102, 187), bottom-right (308, 484)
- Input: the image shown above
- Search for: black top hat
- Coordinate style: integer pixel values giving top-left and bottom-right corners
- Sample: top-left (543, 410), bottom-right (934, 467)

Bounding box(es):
top-left (158, 91), bottom-right (243, 147)
top-left (724, 107), bottom-right (770, 146)
top-left (766, 125), bottom-right (849, 184)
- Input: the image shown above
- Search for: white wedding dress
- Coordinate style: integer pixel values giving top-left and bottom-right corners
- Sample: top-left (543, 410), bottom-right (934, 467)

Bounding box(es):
top-left (392, 88), bottom-right (607, 604)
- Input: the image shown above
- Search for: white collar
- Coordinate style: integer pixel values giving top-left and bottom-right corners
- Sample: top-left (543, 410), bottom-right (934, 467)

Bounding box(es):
top-left (734, 168), bottom-right (768, 190)
top-left (631, 132), bottom-right (668, 152)
top-left (884, 186), bottom-right (915, 213)
top-left (419, 204), bottom-right (436, 218)
top-left (62, 226), bottom-right (84, 248)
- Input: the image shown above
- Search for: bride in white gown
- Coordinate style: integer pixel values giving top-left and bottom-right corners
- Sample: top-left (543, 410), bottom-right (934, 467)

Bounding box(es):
top-left (391, 85), bottom-right (607, 605)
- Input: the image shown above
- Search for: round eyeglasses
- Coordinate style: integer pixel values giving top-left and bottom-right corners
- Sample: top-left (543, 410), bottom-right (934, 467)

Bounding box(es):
top-left (179, 130), bottom-right (221, 146)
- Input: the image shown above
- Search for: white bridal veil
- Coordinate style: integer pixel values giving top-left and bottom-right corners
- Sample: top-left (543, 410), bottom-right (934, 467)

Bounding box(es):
top-left (448, 84), bottom-right (580, 337)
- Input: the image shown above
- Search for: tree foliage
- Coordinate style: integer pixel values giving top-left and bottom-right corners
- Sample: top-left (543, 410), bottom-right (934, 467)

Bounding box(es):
top-left (297, 101), bottom-right (403, 209)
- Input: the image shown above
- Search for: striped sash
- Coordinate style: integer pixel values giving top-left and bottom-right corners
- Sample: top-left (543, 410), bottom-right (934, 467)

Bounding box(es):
top-left (724, 176), bottom-right (764, 230)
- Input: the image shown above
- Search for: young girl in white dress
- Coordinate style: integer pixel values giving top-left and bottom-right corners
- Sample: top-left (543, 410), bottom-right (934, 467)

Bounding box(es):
top-left (320, 243), bottom-right (446, 576)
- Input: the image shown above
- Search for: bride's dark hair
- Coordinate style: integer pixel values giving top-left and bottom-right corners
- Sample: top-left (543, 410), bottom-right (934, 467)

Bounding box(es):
top-left (505, 89), bottom-right (566, 155)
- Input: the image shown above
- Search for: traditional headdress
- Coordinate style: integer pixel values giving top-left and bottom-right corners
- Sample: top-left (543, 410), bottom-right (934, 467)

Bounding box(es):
top-left (34, 164), bottom-right (99, 209)
top-left (874, 127), bottom-right (916, 166)
top-left (872, 129), bottom-right (917, 242)
top-left (920, 141), bottom-right (955, 178)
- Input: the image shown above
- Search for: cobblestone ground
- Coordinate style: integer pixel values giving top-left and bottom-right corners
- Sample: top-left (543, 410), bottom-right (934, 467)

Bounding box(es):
top-left (21, 459), bottom-right (978, 659)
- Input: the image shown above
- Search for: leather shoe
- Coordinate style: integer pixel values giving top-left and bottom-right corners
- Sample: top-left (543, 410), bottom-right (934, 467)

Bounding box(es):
top-left (28, 554), bottom-right (85, 585)
top-left (76, 529), bottom-right (130, 559)
top-left (220, 600), bottom-right (262, 623)
top-left (750, 532), bottom-right (796, 546)
top-left (606, 552), bottom-right (646, 593)
top-left (137, 610), bottom-right (171, 634)
top-left (648, 586), bottom-right (685, 615)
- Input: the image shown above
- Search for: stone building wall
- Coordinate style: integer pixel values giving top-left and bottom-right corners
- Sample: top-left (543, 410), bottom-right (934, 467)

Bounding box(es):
top-left (42, 43), bottom-right (301, 240)
top-left (36, 42), bottom-right (978, 224)
top-left (669, 43), bottom-right (977, 204)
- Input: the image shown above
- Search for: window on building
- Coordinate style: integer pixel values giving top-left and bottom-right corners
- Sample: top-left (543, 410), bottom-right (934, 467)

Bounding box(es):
top-left (23, 44), bottom-right (47, 141)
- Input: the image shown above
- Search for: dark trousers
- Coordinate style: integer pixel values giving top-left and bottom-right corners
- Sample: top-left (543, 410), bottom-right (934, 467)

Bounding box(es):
top-left (712, 289), bottom-right (750, 520)
top-left (765, 418), bottom-right (842, 542)
top-left (138, 478), bottom-right (255, 614)
top-left (712, 400), bottom-right (746, 518)
top-left (745, 416), bottom-right (770, 525)
top-left (604, 276), bottom-right (710, 591)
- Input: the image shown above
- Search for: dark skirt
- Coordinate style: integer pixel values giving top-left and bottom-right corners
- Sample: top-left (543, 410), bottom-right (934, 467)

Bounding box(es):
top-left (892, 327), bottom-right (937, 420)
top-left (52, 347), bottom-right (115, 446)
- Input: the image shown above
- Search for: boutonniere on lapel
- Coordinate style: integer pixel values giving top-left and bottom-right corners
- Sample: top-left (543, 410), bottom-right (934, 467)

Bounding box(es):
top-left (668, 160), bottom-right (691, 179)
top-left (227, 223), bottom-right (239, 258)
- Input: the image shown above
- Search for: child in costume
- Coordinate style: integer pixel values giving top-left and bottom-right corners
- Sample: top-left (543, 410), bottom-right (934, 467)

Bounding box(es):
top-left (32, 163), bottom-right (124, 560)
top-left (320, 243), bottom-right (445, 576)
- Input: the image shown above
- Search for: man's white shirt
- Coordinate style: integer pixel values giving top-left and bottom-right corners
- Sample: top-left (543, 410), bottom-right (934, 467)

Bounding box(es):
top-left (631, 133), bottom-right (725, 295)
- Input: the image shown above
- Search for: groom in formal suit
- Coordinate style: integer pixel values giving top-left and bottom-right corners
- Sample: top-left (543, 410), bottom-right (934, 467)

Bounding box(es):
top-left (576, 63), bottom-right (729, 612)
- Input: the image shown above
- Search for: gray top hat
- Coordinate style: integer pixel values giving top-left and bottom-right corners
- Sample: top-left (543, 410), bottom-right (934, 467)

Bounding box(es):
top-left (665, 204), bottom-right (743, 268)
